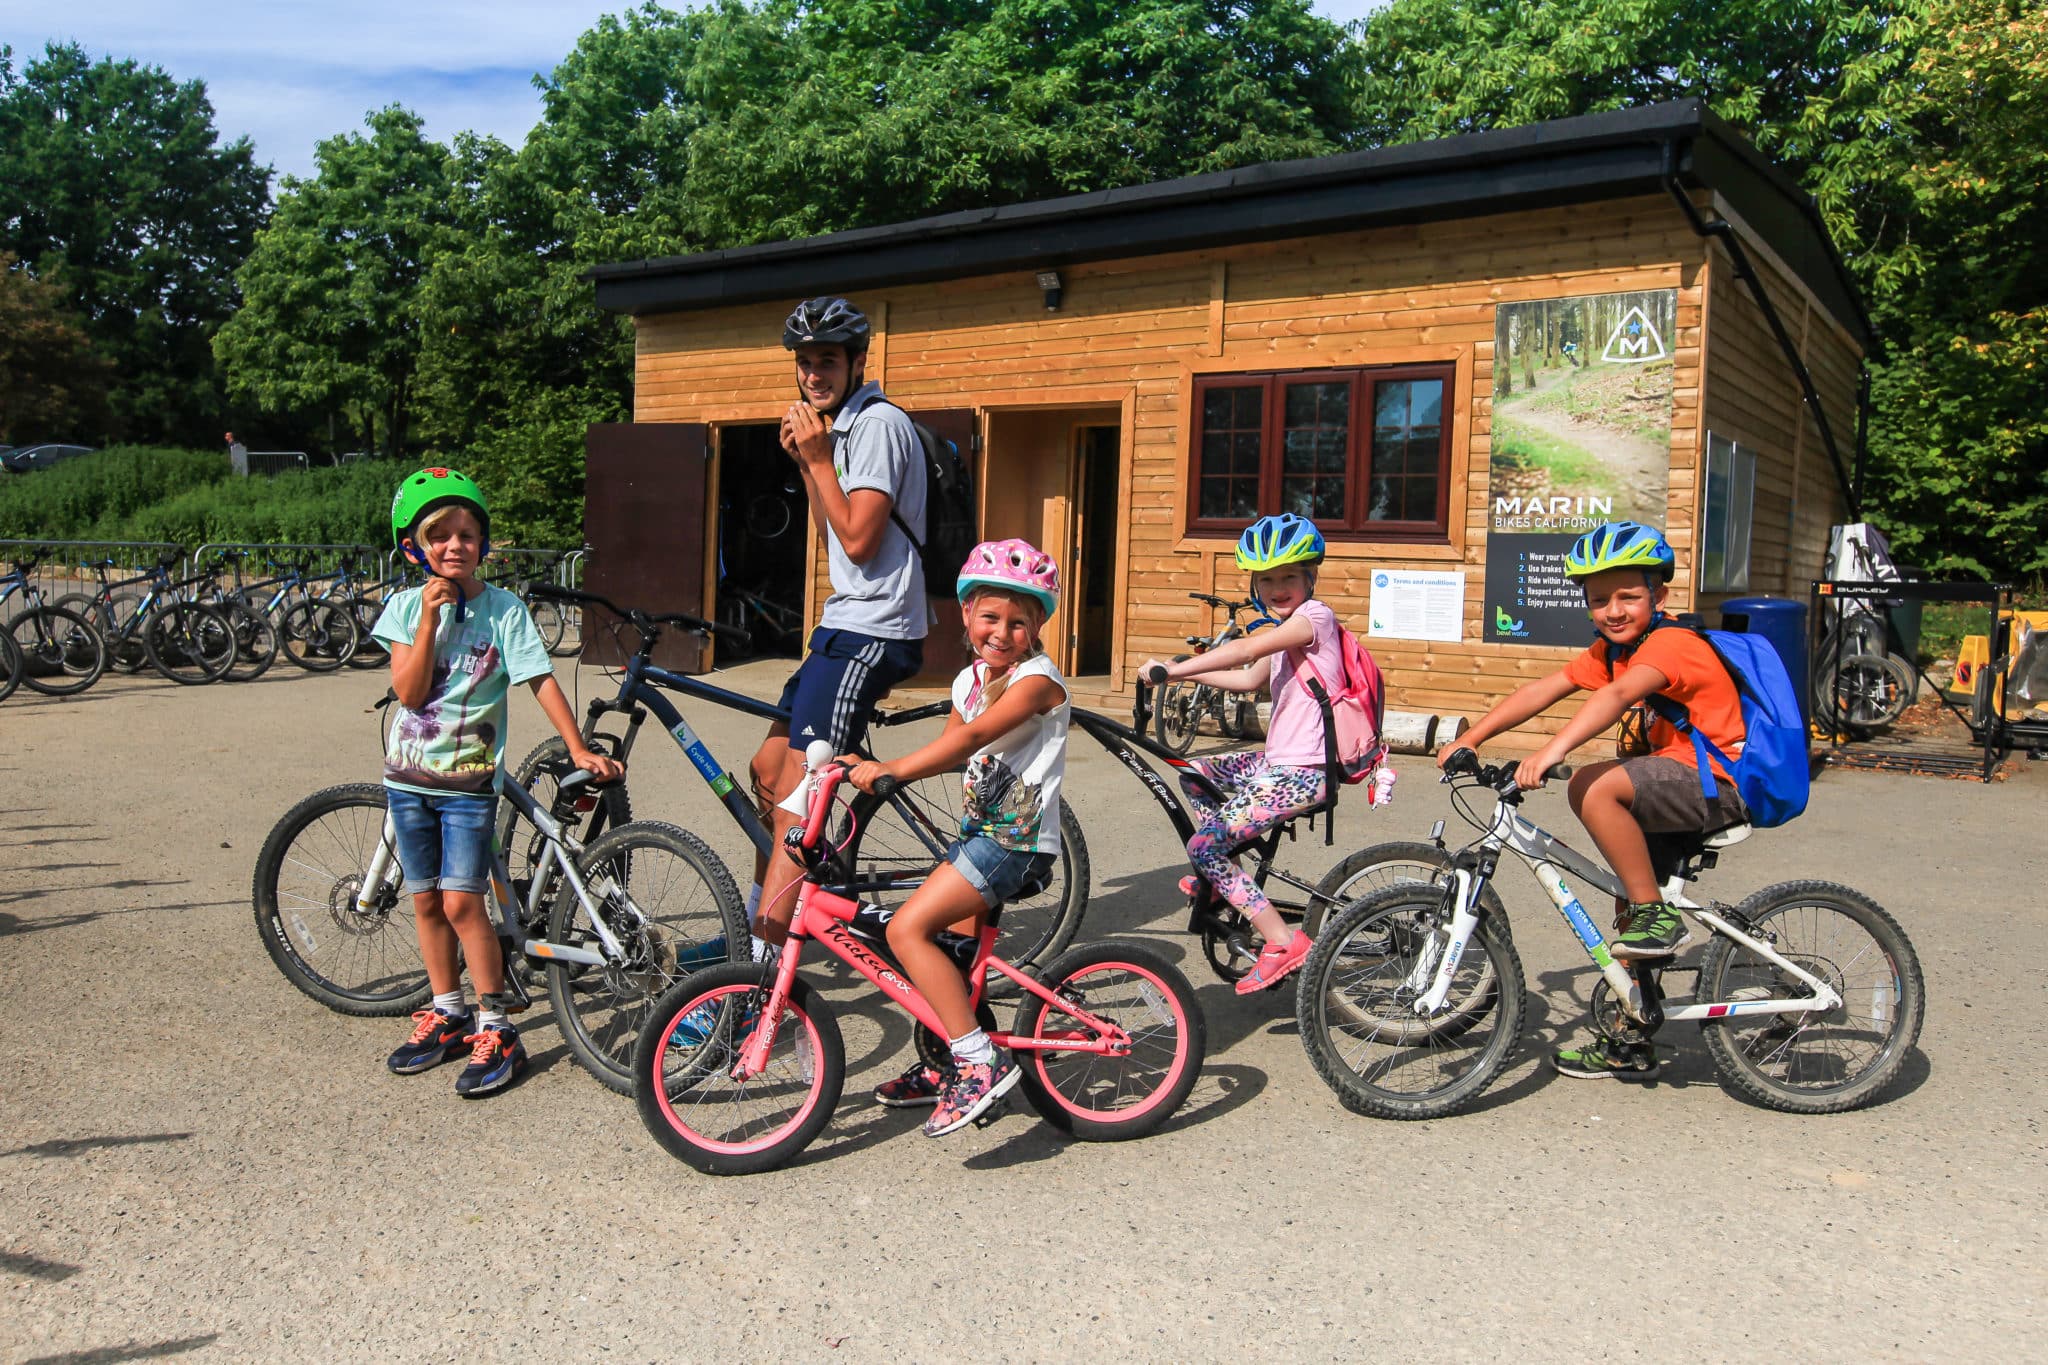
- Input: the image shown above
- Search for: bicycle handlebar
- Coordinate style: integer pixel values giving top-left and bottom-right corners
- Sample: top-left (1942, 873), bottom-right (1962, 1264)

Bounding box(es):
top-left (1440, 746), bottom-right (1572, 792)
top-left (528, 581), bottom-right (749, 649)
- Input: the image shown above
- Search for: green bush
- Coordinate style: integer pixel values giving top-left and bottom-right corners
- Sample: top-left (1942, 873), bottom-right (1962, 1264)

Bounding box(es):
top-left (0, 446), bottom-right (229, 539)
top-left (121, 459), bottom-right (411, 547)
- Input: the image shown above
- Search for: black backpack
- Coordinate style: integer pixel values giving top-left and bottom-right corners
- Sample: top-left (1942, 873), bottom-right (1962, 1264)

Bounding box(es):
top-left (874, 401), bottom-right (978, 588)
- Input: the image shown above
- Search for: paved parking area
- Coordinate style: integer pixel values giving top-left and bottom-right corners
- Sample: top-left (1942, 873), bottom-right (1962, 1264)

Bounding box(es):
top-left (3, 662), bottom-right (2043, 1361)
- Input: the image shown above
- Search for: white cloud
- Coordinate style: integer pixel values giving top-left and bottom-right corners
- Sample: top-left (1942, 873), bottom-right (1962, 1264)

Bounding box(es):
top-left (2, 1), bottom-right (1393, 182)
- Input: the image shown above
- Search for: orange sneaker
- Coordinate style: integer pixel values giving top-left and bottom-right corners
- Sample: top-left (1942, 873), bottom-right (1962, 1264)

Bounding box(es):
top-left (1234, 932), bottom-right (1312, 995)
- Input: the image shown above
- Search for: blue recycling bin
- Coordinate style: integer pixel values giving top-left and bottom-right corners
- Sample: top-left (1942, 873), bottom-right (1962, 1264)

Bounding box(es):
top-left (1720, 596), bottom-right (1809, 726)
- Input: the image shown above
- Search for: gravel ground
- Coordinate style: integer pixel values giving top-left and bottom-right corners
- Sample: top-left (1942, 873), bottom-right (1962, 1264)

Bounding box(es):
top-left (3, 660), bottom-right (2043, 1362)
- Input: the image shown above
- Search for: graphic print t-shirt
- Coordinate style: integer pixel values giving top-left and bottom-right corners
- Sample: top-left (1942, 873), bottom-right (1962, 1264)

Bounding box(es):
top-left (952, 653), bottom-right (1069, 854)
top-left (372, 583), bottom-right (552, 795)
top-left (1565, 622), bottom-right (1746, 779)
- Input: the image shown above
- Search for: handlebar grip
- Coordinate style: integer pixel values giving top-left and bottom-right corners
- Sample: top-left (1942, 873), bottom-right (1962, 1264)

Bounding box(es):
top-left (1546, 763), bottom-right (1574, 782)
top-left (1141, 663), bottom-right (1169, 686)
top-left (872, 774), bottom-right (900, 799)
top-left (1443, 746), bottom-right (1481, 777)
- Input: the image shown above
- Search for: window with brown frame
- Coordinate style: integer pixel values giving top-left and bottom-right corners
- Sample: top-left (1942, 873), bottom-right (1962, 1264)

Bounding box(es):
top-left (1188, 364), bottom-right (1454, 539)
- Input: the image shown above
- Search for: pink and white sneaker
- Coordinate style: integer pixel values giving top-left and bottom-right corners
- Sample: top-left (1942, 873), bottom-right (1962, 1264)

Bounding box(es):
top-left (1234, 932), bottom-right (1313, 995)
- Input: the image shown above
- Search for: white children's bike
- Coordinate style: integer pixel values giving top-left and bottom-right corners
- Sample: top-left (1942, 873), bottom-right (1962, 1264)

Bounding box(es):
top-left (1296, 749), bottom-right (1925, 1118)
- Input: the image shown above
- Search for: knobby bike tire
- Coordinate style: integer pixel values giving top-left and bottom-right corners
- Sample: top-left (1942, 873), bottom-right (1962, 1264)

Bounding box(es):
top-left (6, 605), bottom-right (107, 696)
top-left (1154, 678), bottom-right (1201, 755)
top-left (219, 599), bottom-right (280, 681)
top-left (54, 593), bottom-right (138, 673)
top-left (832, 771), bottom-right (1091, 983)
top-left (500, 735), bottom-right (635, 910)
top-left (1306, 841), bottom-right (1511, 938)
top-left (546, 820), bottom-right (748, 1094)
top-left (634, 964), bottom-right (845, 1175)
top-left (143, 602), bottom-right (236, 684)
top-left (0, 628), bottom-right (22, 702)
top-left (1009, 940), bottom-right (1205, 1140)
top-left (252, 782), bottom-right (431, 1016)
top-left (278, 600), bottom-right (359, 672)
top-left (344, 601), bottom-right (388, 670)
top-left (1695, 881), bottom-right (1924, 1114)
top-left (1296, 884), bottom-right (1526, 1120)
top-left (1814, 653), bottom-right (1913, 735)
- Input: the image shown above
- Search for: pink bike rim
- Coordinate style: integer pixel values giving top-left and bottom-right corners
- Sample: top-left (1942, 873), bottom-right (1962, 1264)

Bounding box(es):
top-left (650, 985), bottom-right (824, 1157)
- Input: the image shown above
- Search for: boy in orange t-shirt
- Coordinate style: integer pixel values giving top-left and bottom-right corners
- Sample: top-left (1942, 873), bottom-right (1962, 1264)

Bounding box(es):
top-left (1441, 522), bottom-right (1747, 1077)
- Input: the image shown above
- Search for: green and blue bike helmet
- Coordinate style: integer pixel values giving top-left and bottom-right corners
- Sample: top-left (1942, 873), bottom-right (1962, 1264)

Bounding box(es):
top-left (392, 467), bottom-right (491, 618)
top-left (1563, 520), bottom-right (1675, 584)
top-left (1237, 513), bottom-right (1325, 611)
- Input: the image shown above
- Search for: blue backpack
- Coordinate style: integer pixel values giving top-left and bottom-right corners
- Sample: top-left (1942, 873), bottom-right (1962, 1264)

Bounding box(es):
top-left (1608, 620), bottom-right (1810, 828)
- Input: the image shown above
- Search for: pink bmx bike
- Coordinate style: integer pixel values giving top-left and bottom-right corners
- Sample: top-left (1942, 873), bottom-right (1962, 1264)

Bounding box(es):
top-left (632, 744), bottom-right (1206, 1175)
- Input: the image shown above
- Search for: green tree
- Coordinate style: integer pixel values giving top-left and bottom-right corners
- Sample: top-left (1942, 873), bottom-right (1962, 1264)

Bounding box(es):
top-left (0, 43), bottom-right (269, 443)
top-left (0, 252), bottom-right (110, 443)
top-left (215, 107), bottom-right (459, 460)
top-left (1798, 0), bottom-right (2048, 578)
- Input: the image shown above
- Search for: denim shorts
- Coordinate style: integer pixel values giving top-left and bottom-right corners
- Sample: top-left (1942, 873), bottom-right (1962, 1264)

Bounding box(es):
top-left (946, 835), bottom-right (1056, 910)
top-left (385, 787), bottom-right (497, 895)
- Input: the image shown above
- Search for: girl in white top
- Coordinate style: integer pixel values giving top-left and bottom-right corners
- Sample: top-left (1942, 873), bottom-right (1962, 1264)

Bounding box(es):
top-left (848, 539), bottom-right (1068, 1137)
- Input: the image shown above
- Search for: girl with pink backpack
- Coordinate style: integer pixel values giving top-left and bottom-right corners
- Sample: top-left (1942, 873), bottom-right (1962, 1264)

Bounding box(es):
top-left (1138, 513), bottom-right (1387, 995)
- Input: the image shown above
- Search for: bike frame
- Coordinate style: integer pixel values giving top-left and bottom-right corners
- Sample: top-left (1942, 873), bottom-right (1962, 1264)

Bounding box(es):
top-left (731, 765), bottom-right (1132, 1080)
top-left (1427, 781), bottom-right (1846, 1026)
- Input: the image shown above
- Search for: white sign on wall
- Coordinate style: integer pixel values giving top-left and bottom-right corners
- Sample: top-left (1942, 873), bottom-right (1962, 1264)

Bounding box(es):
top-left (1368, 569), bottom-right (1466, 643)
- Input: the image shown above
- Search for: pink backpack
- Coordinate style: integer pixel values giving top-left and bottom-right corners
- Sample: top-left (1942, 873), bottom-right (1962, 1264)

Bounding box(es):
top-left (1294, 626), bottom-right (1389, 788)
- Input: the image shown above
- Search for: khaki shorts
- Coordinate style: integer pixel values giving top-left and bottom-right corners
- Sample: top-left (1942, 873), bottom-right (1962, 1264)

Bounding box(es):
top-left (1620, 755), bottom-right (1749, 832)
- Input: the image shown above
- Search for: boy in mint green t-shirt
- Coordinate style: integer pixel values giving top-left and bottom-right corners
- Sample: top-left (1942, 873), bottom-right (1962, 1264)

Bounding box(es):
top-left (374, 468), bottom-right (619, 1098)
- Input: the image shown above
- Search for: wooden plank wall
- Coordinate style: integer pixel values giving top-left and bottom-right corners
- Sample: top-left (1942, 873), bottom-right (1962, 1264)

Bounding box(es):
top-left (628, 192), bottom-right (1863, 751)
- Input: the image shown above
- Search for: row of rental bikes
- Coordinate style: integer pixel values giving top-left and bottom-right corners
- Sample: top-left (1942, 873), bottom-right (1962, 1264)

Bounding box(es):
top-left (253, 585), bottom-right (1926, 1175)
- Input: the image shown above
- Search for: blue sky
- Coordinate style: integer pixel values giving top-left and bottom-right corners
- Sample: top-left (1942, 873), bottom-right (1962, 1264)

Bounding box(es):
top-left (1, 1), bottom-right (1390, 182)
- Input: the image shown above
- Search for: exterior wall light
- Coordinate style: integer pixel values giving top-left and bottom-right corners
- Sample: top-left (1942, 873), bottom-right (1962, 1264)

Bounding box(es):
top-left (1036, 269), bottom-right (1063, 312)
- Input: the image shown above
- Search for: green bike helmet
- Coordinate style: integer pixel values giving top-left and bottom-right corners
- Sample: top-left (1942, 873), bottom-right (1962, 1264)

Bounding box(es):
top-left (391, 467), bottom-right (491, 556)
top-left (1564, 520), bottom-right (1674, 583)
top-left (1235, 513), bottom-right (1326, 573)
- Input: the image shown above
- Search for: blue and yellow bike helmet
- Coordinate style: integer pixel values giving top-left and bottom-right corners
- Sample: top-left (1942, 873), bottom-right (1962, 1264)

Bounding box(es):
top-left (1235, 513), bottom-right (1326, 574)
top-left (1563, 520), bottom-right (1675, 582)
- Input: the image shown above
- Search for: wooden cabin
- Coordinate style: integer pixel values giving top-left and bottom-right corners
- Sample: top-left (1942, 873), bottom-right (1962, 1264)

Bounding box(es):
top-left (585, 100), bottom-right (1869, 748)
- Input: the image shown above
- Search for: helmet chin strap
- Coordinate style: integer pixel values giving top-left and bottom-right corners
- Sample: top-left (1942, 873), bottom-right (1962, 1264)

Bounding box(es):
top-left (404, 538), bottom-right (487, 622)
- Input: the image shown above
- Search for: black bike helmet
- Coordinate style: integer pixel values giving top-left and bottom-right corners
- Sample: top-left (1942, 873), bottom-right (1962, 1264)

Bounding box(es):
top-left (782, 297), bottom-right (871, 353)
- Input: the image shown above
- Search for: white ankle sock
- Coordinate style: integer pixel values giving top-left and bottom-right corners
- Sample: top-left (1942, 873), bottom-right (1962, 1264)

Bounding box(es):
top-left (432, 991), bottom-right (467, 1018)
top-left (745, 884), bottom-right (763, 921)
top-left (477, 1006), bottom-right (509, 1031)
top-left (949, 1028), bottom-right (994, 1067)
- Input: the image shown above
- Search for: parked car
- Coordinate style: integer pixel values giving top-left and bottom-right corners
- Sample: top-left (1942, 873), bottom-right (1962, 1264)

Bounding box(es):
top-left (1, 443), bottom-right (95, 474)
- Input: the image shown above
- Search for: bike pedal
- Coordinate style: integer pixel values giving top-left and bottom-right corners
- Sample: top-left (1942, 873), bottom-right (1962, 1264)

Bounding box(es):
top-left (971, 1097), bottom-right (1010, 1129)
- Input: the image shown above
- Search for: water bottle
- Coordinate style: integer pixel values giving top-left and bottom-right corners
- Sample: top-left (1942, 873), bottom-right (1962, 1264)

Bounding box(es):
top-left (1369, 763), bottom-right (1397, 809)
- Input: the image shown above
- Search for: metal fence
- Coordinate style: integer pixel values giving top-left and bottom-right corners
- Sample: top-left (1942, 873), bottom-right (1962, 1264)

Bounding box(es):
top-left (0, 538), bottom-right (188, 607)
top-left (193, 543), bottom-right (384, 604)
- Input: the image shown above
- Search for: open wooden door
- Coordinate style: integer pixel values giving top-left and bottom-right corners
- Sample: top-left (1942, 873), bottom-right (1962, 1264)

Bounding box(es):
top-left (583, 421), bottom-right (710, 672)
top-left (907, 407), bottom-right (977, 680)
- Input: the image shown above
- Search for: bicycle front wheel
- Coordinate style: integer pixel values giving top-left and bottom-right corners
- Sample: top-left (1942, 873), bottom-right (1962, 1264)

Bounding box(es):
top-left (216, 599), bottom-right (280, 681)
top-left (546, 820), bottom-right (748, 1094)
top-left (144, 602), bottom-right (236, 684)
top-left (833, 770), bottom-right (1090, 977)
top-left (279, 600), bottom-right (360, 671)
top-left (528, 596), bottom-right (567, 654)
top-left (1297, 884), bottom-right (1525, 1120)
top-left (499, 735), bottom-right (634, 909)
top-left (1696, 881), bottom-right (1924, 1113)
top-left (7, 605), bottom-right (106, 696)
top-left (1814, 653), bottom-right (1912, 734)
top-left (0, 627), bottom-right (21, 702)
top-left (1010, 941), bottom-right (1205, 1140)
top-left (252, 783), bottom-right (429, 1015)
top-left (634, 964), bottom-right (844, 1175)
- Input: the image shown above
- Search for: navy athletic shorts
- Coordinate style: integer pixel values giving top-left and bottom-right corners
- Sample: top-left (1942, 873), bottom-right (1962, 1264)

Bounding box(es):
top-left (777, 627), bottom-right (925, 754)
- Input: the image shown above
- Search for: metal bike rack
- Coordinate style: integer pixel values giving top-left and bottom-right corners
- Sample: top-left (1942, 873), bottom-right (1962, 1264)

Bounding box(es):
top-left (192, 542), bottom-right (381, 587)
top-left (0, 538), bottom-right (186, 601)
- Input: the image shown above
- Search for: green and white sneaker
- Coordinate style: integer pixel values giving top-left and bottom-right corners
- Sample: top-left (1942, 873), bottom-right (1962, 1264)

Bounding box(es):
top-left (1551, 1035), bottom-right (1660, 1080)
top-left (1611, 902), bottom-right (1690, 959)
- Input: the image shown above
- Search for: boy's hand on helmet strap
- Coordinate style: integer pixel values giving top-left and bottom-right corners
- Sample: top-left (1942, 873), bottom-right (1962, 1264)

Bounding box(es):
top-left (420, 576), bottom-right (460, 614)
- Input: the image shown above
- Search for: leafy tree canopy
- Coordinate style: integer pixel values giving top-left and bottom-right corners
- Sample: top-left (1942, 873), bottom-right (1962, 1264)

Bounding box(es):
top-left (0, 251), bottom-right (110, 444)
top-left (0, 42), bottom-right (269, 443)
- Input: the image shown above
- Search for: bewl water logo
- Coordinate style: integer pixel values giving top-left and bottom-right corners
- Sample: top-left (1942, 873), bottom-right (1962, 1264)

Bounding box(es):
top-left (1494, 605), bottom-right (1527, 637)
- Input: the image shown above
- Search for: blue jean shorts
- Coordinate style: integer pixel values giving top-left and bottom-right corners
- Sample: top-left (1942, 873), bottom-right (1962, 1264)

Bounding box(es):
top-left (777, 627), bottom-right (926, 753)
top-left (385, 787), bottom-right (497, 896)
top-left (946, 835), bottom-right (1056, 909)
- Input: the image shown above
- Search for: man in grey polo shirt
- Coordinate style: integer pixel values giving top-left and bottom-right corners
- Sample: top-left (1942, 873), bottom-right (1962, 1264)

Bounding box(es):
top-left (746, 296), bottom-right (929, 948)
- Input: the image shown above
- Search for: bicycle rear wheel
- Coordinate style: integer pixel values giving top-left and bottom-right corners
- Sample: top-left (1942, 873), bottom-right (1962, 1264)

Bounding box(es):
top-left (548, 604), bottom-right (582, 658)
top-left (634, 964), bottom-right (844, 1175)
top-left (1154, 678), bottom-right (1200, 754)
top-left (144, 602), bottom-right (236, 683)
top-left (1297, 885), bottom-right (1525, 1120)
top-left (0, 628), bottom-right (21, 702)
top-left (252, 783), bottom-right (430, 1016)
top-left (1697, 881), bottom-right (1924, 1113)
top-left (1814, 652), bottom-right (1912, 735)
top-left (1009, 941), bottom-right (1205, 1140)
top-left (344, 600), bottom-right (388, 670)
top-left (832, 770), bottom-right (1090, 978)
top-left (528, 596), bottom-right (568, 654)
top-left (219, 599), bottom-right (280, 681)
top-left (546, 821), bottom-right (748, 1094)
top-left (7, 605), bottom-right (106, 696)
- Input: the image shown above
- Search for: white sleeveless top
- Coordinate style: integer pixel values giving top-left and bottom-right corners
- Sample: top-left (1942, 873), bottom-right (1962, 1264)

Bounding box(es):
top-left (951, 653), bottom-right (1069, 854)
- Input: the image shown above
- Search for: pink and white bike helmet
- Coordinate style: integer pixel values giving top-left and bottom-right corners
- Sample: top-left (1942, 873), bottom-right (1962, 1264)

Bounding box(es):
top-left (956, 538), bottom-right (1060, 619)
